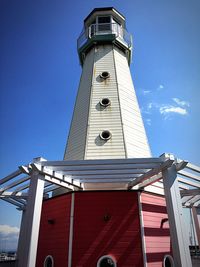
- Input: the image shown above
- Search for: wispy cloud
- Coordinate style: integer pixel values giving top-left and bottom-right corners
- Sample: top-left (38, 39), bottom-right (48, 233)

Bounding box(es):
top-left (159, 106), bottom-right (188, 115)
top-left (0, 225), bottom-right (19, 236)
top-left (172, 97), bottom-right (190, 107)
top-left (0, 225), bottom-right (19, 250)
top-left (146, 119), bottom-right (151, 126)
top-left (157, 84), bottom-right (164, 91)
top-left (143, 90), bottom-right (151, 95)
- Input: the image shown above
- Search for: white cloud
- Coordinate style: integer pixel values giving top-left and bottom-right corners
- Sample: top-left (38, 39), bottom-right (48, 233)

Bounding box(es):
top-left (147, 102), bottom-right (154, 109)
top-left (143, 90), bottom-right (151, 95)
top-left (159, 106), bottom-right (188, 115)
top-left (0, 225), bottom-right (19, 251)
top-left (0, 225), bottom-right (19, 237)
top-left (157, 84), bottom-right (164, 91)
top-left (146, 119), bottom-right (151, 126)
top-left (172, 97), bottom-right (190, 107)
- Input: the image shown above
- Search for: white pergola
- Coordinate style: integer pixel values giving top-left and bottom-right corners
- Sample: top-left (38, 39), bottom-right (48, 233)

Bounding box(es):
top-left (0, 153), bottom-right (200, 267)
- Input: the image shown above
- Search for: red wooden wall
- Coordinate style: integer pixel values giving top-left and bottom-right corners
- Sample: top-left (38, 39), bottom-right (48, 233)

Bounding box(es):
top-left (72, 191), bottom-right (144, 267)
top-left (141, 192), bottom-right (172, 267)
top-left (36, 191), bottom-right (144, 267)
top-left (36, 194), bottom-right (71, 267)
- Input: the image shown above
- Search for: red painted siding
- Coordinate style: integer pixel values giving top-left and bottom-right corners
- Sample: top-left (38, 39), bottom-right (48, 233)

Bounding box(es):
top-left (141, 192), bottom-right (172, 267)
top-left (36, 194), bottom-right (71, 267)
top-left (72, 191), bottom-right (143, 267)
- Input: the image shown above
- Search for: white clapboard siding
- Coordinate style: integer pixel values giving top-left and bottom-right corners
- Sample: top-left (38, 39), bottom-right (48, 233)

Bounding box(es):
top-left (85, 44), bottom-right (126, 159)
top-left (113, 46), bottom-right (151, 158)
top-left (64, 48), bottom-right (95, 160)
top-left (65, 44), bottom-right (151, 162)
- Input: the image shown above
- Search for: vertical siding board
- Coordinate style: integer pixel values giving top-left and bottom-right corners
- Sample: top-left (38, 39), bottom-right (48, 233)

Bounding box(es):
top-left (141, 192), bottom-right (172, 267)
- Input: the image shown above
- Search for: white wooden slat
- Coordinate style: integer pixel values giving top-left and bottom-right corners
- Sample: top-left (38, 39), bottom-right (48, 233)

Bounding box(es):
top-left (0, 169), bottom-right (22, 185)
top-left (0, 176), bottom-right (30, 193)
top-left (178, 170), bottom-right (200, 182)
top-left (1, 198), bottom-right (25, 209)
top-left (128, 159), bottom-right (173, 189)
top-left (178, 177), bottom-right (200, 188)
top-left (40, 157), bottom-right (163, 167)
top-left (186, 163), bottom-right (200, 173)
top-left (0, 191), bottom-right (28, 198)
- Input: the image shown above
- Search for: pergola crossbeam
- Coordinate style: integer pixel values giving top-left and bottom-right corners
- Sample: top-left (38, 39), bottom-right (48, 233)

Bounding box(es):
top-left (1, 197), bottom-right (25, 210)
top-left (33, 163), bottom-right (82, 189)
top-left (0, 175), bottom-right (30, 193)
top-left (0, 191), bottom-right (28, 198)
top-left (178, 170), bottom-right (200, 182)
top-left (0, 169), bottom-right (22, 185)
top-left (127, 158), bottom-right (174, 189)
top-left (178, 177), bottom-right (200, 188)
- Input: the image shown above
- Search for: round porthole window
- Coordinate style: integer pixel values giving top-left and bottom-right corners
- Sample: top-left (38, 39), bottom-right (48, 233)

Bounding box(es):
top-left (97, 255), bottom-right (116, 267)
top-left (100, 71), bottom-right (110, 79)
top-left (44, 255), bottom-right (54, 267)
top-left (163, 255), bottom-right (174, 267)
top-left (99, 130), bottom-right (112, 141)
top-left (99, 98), bottom-right (111, 107)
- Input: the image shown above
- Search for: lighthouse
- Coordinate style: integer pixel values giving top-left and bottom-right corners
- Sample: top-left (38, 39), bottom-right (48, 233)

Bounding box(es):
top-left (1, 6), bottom-right (197, 267)
top-left (64, 7), bottom-right (151, 162)
top-left (64, 7), bottom-right (151, 191)
top-left (35, 8), bottom-right (192, 267)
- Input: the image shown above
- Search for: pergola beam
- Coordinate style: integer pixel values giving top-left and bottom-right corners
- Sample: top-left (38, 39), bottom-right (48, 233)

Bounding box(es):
top-left (178, 177), bottom-right (200, 188)
top-left (0, 175), bottom-right (30, 193)
top-left (0, 191), bottom-right (28, 198)
top-left (0, 169), bottom-right (22, 185)
top-left (178, 170), bottom-right (200, 182)
top-left (33, 163), bottom-right (82, 189)
top-left (127, 158), bottom-right (174, 189)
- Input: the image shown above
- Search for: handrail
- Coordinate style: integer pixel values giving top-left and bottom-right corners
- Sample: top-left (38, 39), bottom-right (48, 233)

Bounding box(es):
top-left (77, 23), bottom-right (132, 50)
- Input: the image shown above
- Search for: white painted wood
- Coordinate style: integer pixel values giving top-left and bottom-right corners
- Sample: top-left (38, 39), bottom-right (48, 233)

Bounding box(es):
top-left (178, 170), bottom-right (200, 182)
top-left (85, 44), bottom-right (126, 160)
top-left (138, 192), bottom-right (147, 267)
top-left (162, 165), bottom-right (192, 267)
top-left (16, 171), bottom-right (45, 267)
top-left (0, 169), bottom-right (22, 185)
top-left (192, 207), bottom-right (200, 246)
top-left (68, 193), bottom-right (75, 267)
top-left (64, 42), bottom-right (151, 166)
top-left (64, 48), bottom-right (95, 160)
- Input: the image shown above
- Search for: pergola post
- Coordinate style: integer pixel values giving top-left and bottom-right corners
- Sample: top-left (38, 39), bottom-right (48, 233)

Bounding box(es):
top-left (162, 164), bottom-right (192, 267)
top-left (191, 206), bottom-right (200, 247)
top-left (16, 170), bottom-right (45, 267)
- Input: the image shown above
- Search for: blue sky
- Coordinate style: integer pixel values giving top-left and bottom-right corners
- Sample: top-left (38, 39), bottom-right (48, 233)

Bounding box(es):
top-left (0, 0), bottom-right (200, 250)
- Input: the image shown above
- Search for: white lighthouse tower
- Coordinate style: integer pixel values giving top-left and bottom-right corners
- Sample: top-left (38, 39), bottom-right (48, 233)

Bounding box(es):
top-left (64, 7), bottom-right (151, 190)
top-left (64, 7), bottom-right (151, 161)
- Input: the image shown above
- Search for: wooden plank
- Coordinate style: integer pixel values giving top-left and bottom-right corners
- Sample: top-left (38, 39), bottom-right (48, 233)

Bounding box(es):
top-left (0, 176), bottom-right (30, 193)
top-left (39, 157), bottom-right (163, 167)
top-left (0, 169), bottom-right (22, 185)
top-left (178, 170), bottom-right (200, 182)
top-left (186, 163), bottom-right (200, 173)
top-left (128, 159), bottom-right (173, 189)
top-left (178, 177), bottom-right (200, 188)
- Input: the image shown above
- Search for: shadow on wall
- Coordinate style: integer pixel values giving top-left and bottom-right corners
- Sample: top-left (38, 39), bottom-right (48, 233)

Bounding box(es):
top-left (95, 135), bottom-right (107, 146)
